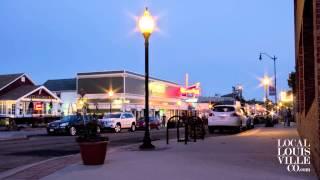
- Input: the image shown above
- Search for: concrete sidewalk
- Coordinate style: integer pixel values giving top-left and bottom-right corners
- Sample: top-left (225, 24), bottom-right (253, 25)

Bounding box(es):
top-left (40, 126), bottom-right (317, 180)
top-left (0, 128), bottom-right (46, 141)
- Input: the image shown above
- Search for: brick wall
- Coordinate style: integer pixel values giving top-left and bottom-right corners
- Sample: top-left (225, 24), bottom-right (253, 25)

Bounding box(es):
top-left (295, 0), bottom-right (320, 176)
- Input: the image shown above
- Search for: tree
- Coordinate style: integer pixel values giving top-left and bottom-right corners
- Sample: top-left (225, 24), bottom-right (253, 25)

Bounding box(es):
top-left (288, 71), bottom-right (296, 93)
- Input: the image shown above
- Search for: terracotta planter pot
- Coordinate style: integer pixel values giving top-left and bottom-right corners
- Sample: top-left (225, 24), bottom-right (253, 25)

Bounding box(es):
top-left (78, 141), bottom-right (108, 165)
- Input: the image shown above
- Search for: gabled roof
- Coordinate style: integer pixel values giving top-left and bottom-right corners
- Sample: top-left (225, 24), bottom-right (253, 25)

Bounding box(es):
top-left (44, 78), bottom-right (76, 91)
top-left (0, 73), bottom-right (24, 90)
top-left (0, 85), bottom-right (38, 100)
top-left (0, 85), bottom-right (61, 102)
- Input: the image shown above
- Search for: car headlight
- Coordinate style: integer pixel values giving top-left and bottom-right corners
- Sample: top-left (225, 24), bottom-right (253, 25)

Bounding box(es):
top-left (60, 122), bottom-right (69, 127)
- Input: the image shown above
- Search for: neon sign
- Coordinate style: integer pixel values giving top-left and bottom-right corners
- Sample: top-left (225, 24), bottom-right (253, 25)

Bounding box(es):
top-left (35, 102), bottom-right (43, 111)
top-left (150, 82), bottom-right (166, 94)
top-left (180, 83), bottom-right (201, 97)
top-left (180, 88), bottom-right (200, 95)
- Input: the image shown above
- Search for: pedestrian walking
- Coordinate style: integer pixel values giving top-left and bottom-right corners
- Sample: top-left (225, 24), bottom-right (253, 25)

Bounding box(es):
top-left (288, 109), bottom-right (292, 126)
top-left (162, 114), bottom-right (166, 127)
top-left (285, 108), bottom-right (292, 127)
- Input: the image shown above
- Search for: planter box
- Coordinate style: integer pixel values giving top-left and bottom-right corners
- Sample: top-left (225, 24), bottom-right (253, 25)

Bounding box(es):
top-left (78, 141), bottom-right (109, 165)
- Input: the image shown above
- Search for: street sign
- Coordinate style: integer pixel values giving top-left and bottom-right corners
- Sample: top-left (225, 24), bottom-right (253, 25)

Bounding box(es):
top-left (269, 86), bottom-right (276, 96)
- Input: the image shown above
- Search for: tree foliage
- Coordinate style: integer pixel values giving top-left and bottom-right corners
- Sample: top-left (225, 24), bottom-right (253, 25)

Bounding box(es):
top-left (288, 71), bottom-right (296, 93)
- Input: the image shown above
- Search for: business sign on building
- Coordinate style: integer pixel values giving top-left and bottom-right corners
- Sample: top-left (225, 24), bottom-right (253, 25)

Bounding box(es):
top-left (34, 102), bottom-right (43, 111)
top-left (181, 83), bottom-right (201, 98)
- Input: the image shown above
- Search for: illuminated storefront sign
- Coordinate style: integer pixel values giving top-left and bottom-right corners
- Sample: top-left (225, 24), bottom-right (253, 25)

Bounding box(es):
top-left (150, 82), bottom-right (166, 94)
top-left (149, 82), bottom-right (181, 98)
top-left (34, 102), bottom-right (43, 111)
top-left (180, 83), bottom-right (201, 97)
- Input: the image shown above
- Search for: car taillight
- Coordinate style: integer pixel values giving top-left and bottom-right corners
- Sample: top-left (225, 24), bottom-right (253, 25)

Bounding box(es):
top-left (232, 113), bottom-right (239, 117)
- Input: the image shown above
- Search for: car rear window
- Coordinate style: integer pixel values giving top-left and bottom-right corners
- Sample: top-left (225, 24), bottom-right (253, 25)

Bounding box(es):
top-left (104, 113), bottom-right (121, 118)
top-left (61, 115), bottom-right (81, 122)
top-left (213, 106), bottom-right (235, 112)
top-left (125, 113), bottom-right (133, 118)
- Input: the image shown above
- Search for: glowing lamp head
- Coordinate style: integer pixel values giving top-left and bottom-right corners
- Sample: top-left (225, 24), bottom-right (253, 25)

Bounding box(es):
top-left (138, 8), bottom-right (155, 37)
top-left (270, 110), bottom-right (275, 117)
top-left (108, 90), bottom-right (114, 97)
top-left (262, 76), bottom-right (271, 86)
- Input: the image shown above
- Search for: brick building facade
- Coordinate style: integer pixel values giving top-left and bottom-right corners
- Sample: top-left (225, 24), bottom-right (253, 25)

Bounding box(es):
top-left (295, 0), bottom-right (320, 176)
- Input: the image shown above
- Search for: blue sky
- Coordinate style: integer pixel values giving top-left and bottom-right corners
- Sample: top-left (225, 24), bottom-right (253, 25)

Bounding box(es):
top-left (0, 0), bottom-right (294, 100)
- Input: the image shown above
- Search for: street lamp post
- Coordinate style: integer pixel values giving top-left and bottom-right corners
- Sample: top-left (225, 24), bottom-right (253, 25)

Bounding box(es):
top-left (259, 52), bottom-right (278, 104)
top-left (138, 7), bottom-right (156, 149)
top-left (108, 90), bottom-right (114, 114)
top-left (262, 75), bottom-right (271, 101)
top-left (262, 76), bottom-right (271, 101)
top-left (261, 75), bottom-right (272, 114)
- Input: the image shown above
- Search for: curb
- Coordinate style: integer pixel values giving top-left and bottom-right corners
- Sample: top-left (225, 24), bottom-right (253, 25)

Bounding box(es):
top-left (0, 133), bottom-right (47, 142)
top-left (0, 136), bottom-right (28, 142)
top-left (0, 141), bottom-right (149, 180)
top-left (0, 154), bottom-right (77, 179)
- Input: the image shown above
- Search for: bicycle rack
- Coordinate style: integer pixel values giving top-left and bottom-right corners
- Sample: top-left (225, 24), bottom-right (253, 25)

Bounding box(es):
top-left (166, 115), bottom-right (205, 145)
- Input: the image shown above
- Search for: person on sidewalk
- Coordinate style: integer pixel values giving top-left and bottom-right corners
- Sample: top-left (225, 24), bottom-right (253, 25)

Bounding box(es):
top-left (162, 114), bottom-right (166, 127)
top-left (285, 108), bottom-right (292, 127)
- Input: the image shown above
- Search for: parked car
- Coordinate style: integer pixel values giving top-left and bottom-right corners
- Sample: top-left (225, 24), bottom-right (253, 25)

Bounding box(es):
top-left (240, 108), bottom-right (254, 129)
top-left (137, 116), bottom-right (161, 130)
top-left (208, 105), bottom-right (251, 133)
top-left (47, 115), bottom-right (101, 136)
top-left (99, 112), bottom-right (136, 133)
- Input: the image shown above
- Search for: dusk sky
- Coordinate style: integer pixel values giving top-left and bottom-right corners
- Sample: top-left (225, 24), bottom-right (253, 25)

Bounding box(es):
top-left (0, 0), bottom-right (294, 100)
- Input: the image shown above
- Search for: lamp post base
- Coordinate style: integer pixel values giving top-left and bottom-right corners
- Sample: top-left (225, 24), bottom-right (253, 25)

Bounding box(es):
top-left (139, 140), bottom-right (155, 150)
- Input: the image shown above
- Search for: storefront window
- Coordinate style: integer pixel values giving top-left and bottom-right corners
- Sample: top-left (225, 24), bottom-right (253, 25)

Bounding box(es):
top-left (0, 102), bottom-right (2, 114)
top-left (11, 104), bottom-right (16, 115)
top-left (4, 104), bottom-right (6, 114)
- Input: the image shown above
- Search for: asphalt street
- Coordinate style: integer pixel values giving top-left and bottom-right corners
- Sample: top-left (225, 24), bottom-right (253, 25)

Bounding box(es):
top-left (0, 128), bottom-right (214, 173)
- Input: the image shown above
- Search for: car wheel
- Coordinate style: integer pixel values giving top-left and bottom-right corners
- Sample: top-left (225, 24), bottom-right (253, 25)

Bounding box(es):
top-left (234, 126), bottom-right (241, 133)
top-left (97, 126), bottom-right (101, 134)
top-left (69, 126), bottom-right (77, 136)
top-left (130, 123), bottom-right (136, 132)
top-left (114, 124), bottom-right (121, 133)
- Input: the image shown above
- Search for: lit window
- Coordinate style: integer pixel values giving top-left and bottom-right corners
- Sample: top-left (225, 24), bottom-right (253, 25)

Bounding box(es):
top-left (12, 104), bottom-right (16, 115)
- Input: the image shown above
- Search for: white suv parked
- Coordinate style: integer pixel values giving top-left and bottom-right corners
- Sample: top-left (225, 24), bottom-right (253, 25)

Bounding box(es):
top-left (208, 105), bottom-right (249, 133)
top-left (99, 112), bottom-right (136, 133)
